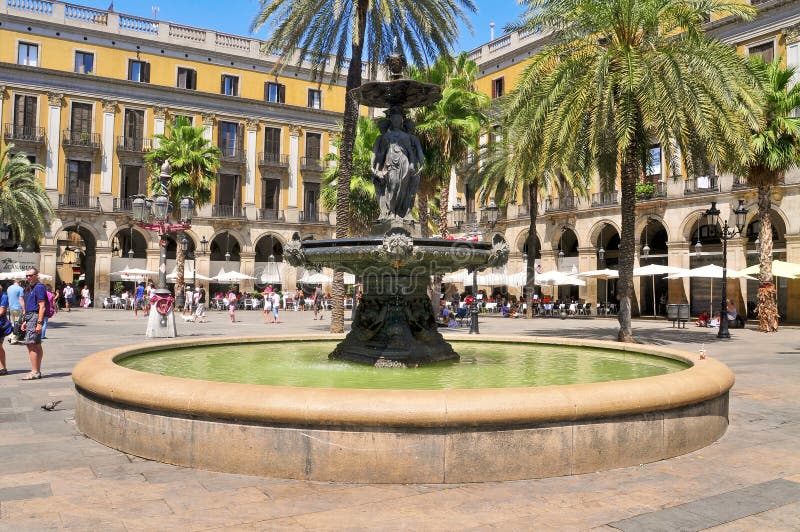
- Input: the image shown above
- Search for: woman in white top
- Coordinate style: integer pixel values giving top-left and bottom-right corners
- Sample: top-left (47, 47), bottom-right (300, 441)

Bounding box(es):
top-left (80, 285), bottom-right (91, 308)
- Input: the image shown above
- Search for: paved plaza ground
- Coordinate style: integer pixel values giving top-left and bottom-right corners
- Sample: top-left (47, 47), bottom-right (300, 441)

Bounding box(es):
top-left (0, 306), bottom-right (798, 530)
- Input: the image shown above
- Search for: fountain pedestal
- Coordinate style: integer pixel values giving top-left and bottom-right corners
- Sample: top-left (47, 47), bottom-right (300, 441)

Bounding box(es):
top-left (331, 273), bottom-right (456, 365)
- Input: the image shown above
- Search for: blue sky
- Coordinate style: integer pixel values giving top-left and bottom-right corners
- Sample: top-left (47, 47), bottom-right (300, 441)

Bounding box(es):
top-left (82, 1), bottom-right (527, 52)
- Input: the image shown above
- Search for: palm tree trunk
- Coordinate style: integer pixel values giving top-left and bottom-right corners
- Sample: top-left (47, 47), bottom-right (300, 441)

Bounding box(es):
top-left (617, 146), bottom-right (638, 342)
top-left (525, 181), bottom-right (539, 319)
top-left (330, 1), bottom-right (367, 334)
top-left (437, 176), bottom-right (450, 238)
top-left (757, 182), bottom-right (778, 332)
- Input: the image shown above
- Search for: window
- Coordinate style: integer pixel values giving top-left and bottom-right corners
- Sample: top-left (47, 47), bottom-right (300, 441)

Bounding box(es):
top-left (264, 178), bottom-right (281, 210)
top-left (491, 77), bottom-right (504, 99)
top-left (128, 59), bottom-right (150, 83)
top-left (221, 74), bottom-right (239, 96)
top-left (17, 42), bottom-right (39, 66)
top-left (216, 174), bottom-right (241, 208)
top-left (70, 102), bottom-right (92, 133)
top-left (74, 51), bottom-right (94, 74)
top-left (307, 89), bottom-right (322, 109)
top-left (646, 145), bottom-right (662, 180)
top-left (13, 95), bottom-right (37, 131)
top-left (305, 132), bottom-right (321, 160)
top-left (172, 115), bottom-right (193, 126)
top-left (303, 183), bottom-right (320, 221)
top-left (67, 160), bottom-right (91, 198)
top-left (748, 41), bottom-right (774, 63)
top-left (264, 82), bottom-right (286, 103)
top-left (121, 165), bottom-right (145, 200)
top-left (177, 67), bottom-right (196, 90)
top-left (123, 109), bottom-right (145, 150)
top-left (264, 127), bottom-right (281, 159)
top-left (218, 121), bottom-right (242, 158)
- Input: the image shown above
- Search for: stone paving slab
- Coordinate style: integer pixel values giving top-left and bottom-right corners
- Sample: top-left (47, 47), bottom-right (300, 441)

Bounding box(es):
top-left (0, 308), bottom-right (798, 529)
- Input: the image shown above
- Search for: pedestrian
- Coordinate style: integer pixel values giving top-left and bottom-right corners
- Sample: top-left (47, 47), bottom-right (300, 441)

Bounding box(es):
top-left (313, 284), bottom-right (324, 320)
top-left (41, 284), bottom-right (57, 339)
top-left (146, 282), bottom-right (155, 316)
top-left (262, 285), bottom-right (273, 323)
top-left (0, 285), bottom-right (12, 375)
top-left (6, 279), bottom-right (24, 344)
top-left (20, 267), bottom-right (48, 380)
top-left (62, 283), bottom-right (74, 312)
top-left (227, 289), bottom-right (238, 323)
top-left (80, 284), bottom-right (91, 308)
top-left (134, 282), bottom-right (145, 317)
top-left (271, 290), bottom-right (281, 323)
top-left (194, 286), bottom-right (207, 323)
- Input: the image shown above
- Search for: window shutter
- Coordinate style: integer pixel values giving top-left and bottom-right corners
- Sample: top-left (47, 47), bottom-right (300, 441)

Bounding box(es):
top-left (221, 76), bottom-right (226, 94)
top-left (264, 82), bottom-right (269, 101)
top-left (278, 84), bottom-right (285, 103)
top-left (138, 166), bottom-right (146, 195)
top-left (143, 62), bottom-right (151, 83)
top-left (188, 69), bottom-right (196, 90)
top-left (127, 60), bottom-right (133, 80)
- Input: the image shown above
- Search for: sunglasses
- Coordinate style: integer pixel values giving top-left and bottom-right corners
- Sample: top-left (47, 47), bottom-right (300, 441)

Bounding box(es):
top-left (26, 273), bottom-right (37, 277)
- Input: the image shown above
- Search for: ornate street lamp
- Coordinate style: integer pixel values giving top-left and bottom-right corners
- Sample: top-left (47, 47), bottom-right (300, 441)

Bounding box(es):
top-left (0, 224), bottom-right (9, 242)
top-left (451, 200), bottom-right (466, 229)
top-left (705, 199), bottom-right (748, 339)
top-left (129, 160), bottom-right (194, 337)
top-left (484, 200), bottom-right (499, 229)
top-left (642, 219), bottom-right (651, 259)
top-left (128, 226), bottom-right (135, 260)
top-left (597, 225), bottom-right (606, 262)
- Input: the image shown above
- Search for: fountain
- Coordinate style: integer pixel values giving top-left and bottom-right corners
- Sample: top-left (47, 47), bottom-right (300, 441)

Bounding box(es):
top-left (71, 47), bottom-right (734, 483)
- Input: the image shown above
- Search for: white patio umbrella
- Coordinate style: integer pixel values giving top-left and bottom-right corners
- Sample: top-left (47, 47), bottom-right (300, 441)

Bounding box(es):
top-left (476, 271), bottom-right (510, 286)
top-left (298, 271), bottom-right (331, 284)
top-left (443, 269), bottom-right (473, 284)
top-left (740, 260), bottom-right (800, 279)
top-left (534, 269), bottom-right (586, 286)
top-left (578, 269), bottom-right (619, 310)
top-left (213, 268), bottom-right (255, 282)
top-left (666, 264), bottom-right (757, 314)
top-left (110, 266), bottom-right (158, 277)
top-left (0, 270), bottom-right (53, 280)
top-left (167, 267), bottom-right (211, 281)
top-left (633, 264), bottom-right (689, 317)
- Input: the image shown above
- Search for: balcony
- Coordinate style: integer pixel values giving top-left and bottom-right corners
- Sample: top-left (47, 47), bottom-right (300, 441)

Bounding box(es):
top-left (258, 152), bottom-right (290, 172)
top-left (211, 204), bottom-right (245, 219)
top-left (62, 129), bottom-right (101, 156)
top-left (219, 144), bottom-right (245, 164)
top-left (544, 196), bottom-right (576, 212)
top-left (58, 193), bottom-right (99, 210)
top-left (300, 157), bottom-right (324, 172)
top-left (116, 136), bottom-right (152, 154)
top-left (113, 197), bottom-right (133, 212)
top-left (591, 191), bottom-right (618, 207)
top-left (257, 208), bottom-right (286, 222)
top-left (684, 175), bottom-right (718, 195)
top-left (300, 210), bottom-right (323, 223)
top-left (3, 123), bottom-right (46, 148)
top-left (636, 181), bottom-right (666, 201)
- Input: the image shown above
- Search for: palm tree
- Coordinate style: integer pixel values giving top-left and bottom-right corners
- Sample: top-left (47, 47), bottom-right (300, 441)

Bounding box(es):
top-left (0, 145), bottom-right (53, 247)
top-left (470, 133), bottom-right (581, 318)
top-left (144, 118), bottom-right (221, 306)
top-left (745, 58), bottom-right (800, 332)
top-left (322, 117), bottom-right (380, 237)
top-left (412, 53), bottom-right (490, 237)
top-left (505, 0), bottom-right (763, 342)
top-left (251, 0), bottom-right (476, 333)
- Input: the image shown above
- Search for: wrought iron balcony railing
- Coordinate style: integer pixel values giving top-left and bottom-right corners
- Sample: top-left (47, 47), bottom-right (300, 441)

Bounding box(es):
top-left (591, 191), bottom-right (618, 207)
top-left (219, 144), bottom-right (245, 163)
top-left (544, 196), bottom-right (576, 212)
top-left (113, 197), bottom-right (133, 212)
top-left (3, 123), bottom-right (46, 144)
top-left (299, 210), bottom-right (323, 223)
top-left (258, 152), bottom-right (290, 168)
top-left (58, 193), bottom-right (99, 210)
top-left (211, 204), bottom-right (245, 218)
top-left (62, 129), bottom-right (101, 149)
top-left (257, 208), bottom-right (285, 221)
top-left (636, 181), bottom-right (666, 201)
top-left (300, 157), bottom-right (324, 172)
top-left (684, 175), bottom-right (718, 195)
top-left (116, 136), bottom-right (152, 153)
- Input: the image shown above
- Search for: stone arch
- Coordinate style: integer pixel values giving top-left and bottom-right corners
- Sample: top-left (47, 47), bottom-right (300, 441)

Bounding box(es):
top-left (514, 229), bottom-right (543, 257)
top-left (109, 225), bottom-right (149, 259)
top-left (209, 230), bottom-right (245, 262)
top-left (587, 219), bottom-right (621, 248)
top-left (254, 232), bottom-right (285, 262)
top-left (743, 203), bottom-right (789, 237)
top-left (635, 215), bottom-right (670, 244)
top-left (679, 210), bottom-right (712, 242)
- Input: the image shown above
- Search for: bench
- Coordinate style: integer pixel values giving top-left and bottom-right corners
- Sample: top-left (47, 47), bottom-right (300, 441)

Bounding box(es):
top-left (667, 304), bottom-right (690, 328)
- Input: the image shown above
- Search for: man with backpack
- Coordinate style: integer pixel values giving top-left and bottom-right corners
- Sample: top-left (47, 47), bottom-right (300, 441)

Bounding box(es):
top-left (20, 268), bottom-right (48, 380)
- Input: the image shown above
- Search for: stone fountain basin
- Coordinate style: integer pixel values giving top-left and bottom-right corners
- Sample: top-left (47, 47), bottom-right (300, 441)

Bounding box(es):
top-left (72, 335), bottom-right (733, 483)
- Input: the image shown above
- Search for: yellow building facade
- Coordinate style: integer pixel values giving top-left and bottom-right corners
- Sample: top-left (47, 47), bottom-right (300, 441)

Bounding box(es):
top-left (0, 0), bottom-right (355, 299)
top-left (458, 0), bottom-right (800, 321)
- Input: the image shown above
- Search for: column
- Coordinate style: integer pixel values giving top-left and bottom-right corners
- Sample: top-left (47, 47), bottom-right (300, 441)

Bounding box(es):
top-left (99, 100), bottom-right (116, 213)
top-left (540, 249), bottom-right (556, 298)
top-left (577, 246), bottom-right (597, 305)
top-left (201, 112), bottom-right (215, 142)
top-left (632, 244), bottom-right (642, 316)
top-left (785, 234), bottom-right (800, 322)
top-left (45, 92), bottom-right (64, 191)
top-left (239, 251), bottom-right (256, 293)
top-left (726, 237), bottom-right (747, 313)
top-left (287, 125), bottom-right (301, 222)
top-left (245, 119), bottom-right (258, 212)
top-left (94, 246), bottom-right (113, 301)
top-left (152, 106), bottom-right (167, 148)
top-left (38, 243), bottom-right (58, 283)
top-left (667, 241), bottom-right (690, 304)
top-left (448, 167), bottom-right (458, 211)
top-left (0, 87), bottom-right (5, 146)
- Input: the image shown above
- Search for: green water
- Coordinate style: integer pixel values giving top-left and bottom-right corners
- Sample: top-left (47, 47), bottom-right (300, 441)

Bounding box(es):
top-left (117, 341), bottom-right (688, 390)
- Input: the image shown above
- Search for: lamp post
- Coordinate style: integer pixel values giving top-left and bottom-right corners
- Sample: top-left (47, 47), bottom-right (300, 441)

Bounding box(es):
top-left (131, 161), bottom-right (195, 336)
top-left (450, 200), bottom-right (466, 230)
top-left (467, 202), bottom-right (500, 334)
top-left (704, 200), bottom-right (748, 339)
